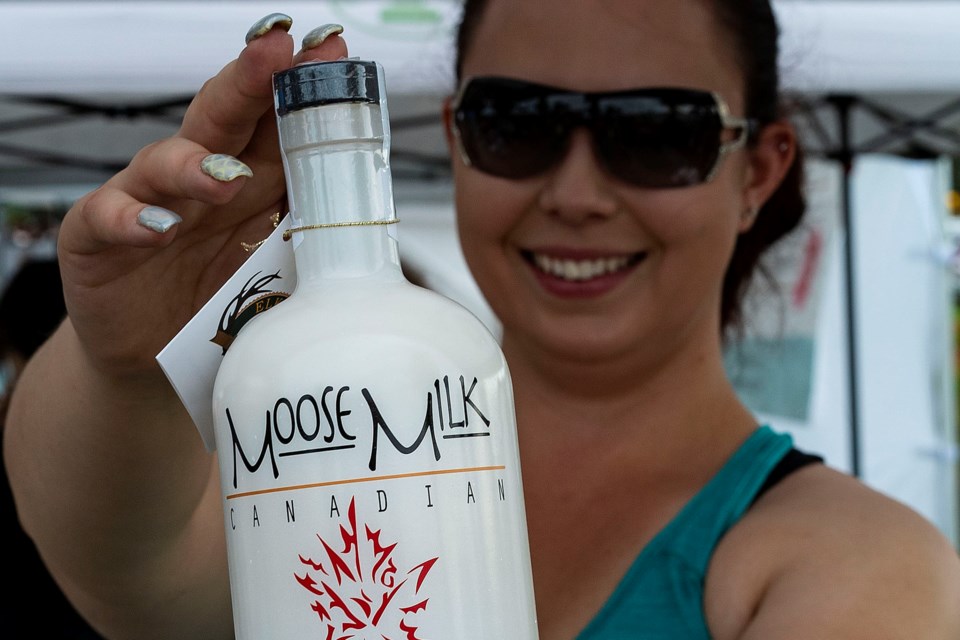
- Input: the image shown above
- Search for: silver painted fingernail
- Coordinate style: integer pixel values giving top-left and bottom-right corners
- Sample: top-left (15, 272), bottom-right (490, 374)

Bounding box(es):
top-left (201, 154), bottom-right (254, 182)
top-left (245, 12), bottom-right (293, 44)
top-left (137, 206), bottom-right (182, 234)
top-left (302, 23), bottom-right (344, 50)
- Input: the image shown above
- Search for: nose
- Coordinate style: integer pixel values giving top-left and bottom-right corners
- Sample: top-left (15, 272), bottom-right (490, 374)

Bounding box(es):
top-left (537, 128), bottom-right (619, 224)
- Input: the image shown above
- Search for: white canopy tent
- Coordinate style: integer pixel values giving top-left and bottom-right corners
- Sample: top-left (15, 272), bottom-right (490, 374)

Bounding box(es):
top-left (0, 0), bottom-right (958, 542)
top-left (0, 1), bottom-right (957, 143)
top-left (0, 1), bottom-right (958, 95)
top-left (0, 1), bottom-right (958, 175)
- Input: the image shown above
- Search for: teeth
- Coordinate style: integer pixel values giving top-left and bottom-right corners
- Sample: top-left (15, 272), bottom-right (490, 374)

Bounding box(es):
top-left (532, 253), bottom-right (634, 281)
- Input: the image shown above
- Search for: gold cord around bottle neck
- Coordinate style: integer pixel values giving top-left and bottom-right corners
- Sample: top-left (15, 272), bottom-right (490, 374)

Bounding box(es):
top-left (282, 218), bottom-right (400, 242)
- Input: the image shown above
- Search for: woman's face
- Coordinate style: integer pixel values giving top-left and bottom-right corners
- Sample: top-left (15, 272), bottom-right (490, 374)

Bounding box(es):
top-left (451, 0), bottom-right (755, 366)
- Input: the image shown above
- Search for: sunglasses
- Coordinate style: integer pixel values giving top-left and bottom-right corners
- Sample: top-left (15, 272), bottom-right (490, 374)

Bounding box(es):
top-left (450, 76), bottom-right (757, 189)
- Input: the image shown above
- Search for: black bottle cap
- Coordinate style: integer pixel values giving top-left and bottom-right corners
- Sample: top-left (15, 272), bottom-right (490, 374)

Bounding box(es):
top-left (274, 60), bottom-right (380, 116)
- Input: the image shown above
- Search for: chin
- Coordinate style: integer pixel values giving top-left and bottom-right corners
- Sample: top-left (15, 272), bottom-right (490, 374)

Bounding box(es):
top-left (512, 314), bottom-right (648, 365)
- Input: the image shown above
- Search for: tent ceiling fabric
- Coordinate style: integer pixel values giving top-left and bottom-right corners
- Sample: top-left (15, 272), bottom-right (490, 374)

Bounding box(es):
top-left (0, 0), bottom-right (958, 184)
top-left (774, 0), bottom-right (960, 94)
top-left (0, 0), bottom-right (959, 96)
top-left (0, 1), bottom-right (461, 97)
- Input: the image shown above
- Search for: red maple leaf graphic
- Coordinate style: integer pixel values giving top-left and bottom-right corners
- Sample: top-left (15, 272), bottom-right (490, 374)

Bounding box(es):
top-left (295, 498), bottom-right (439, 640)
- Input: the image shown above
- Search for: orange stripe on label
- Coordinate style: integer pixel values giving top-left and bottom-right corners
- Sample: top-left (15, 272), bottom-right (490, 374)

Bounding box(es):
top-left (226, 465), bottom-right (508, 500)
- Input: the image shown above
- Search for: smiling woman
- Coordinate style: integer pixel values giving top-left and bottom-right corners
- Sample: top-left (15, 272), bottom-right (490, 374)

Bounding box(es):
top-left (3, 1), bottom-right (960, 640)
top-left (450, 0), bottom-right (800, 370)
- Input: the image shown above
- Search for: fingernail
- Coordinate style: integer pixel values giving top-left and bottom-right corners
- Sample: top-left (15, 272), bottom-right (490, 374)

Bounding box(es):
top-left (201, 154), bottom-right (253, 182)
top-left (245, 12), bottom-right (293, 44)
top-left (302, 23), bottom-right (344, 50)
top-left (137, 206), bottom-right (182, 234)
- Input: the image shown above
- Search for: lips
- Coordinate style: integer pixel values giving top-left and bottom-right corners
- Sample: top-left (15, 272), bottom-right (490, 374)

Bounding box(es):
top-left (531, 253), bottom-right (637, 281)
top-left (521, 251), bottom-right (647, 300)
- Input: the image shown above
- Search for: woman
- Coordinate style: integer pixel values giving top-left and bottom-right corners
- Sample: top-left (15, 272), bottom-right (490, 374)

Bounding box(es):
top-left (5, 1), bottom-right (960, 638)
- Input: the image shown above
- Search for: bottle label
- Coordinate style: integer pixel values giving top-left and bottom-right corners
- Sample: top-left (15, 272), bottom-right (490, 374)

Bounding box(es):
top-left (215, 371), bottom-right (538, 639)
top-left (225, 374), bottom-right (493, 486)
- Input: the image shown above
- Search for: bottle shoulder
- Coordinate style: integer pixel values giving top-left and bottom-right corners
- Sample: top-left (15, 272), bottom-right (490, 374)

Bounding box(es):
top-left (217, 279), bottom-right (504, 369)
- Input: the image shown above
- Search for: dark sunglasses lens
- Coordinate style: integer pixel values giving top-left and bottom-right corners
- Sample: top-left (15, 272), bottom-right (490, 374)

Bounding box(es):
top-left (596, 90), bottom-right (722, 188)
top-left (454, 82), bottom-right (564, 179)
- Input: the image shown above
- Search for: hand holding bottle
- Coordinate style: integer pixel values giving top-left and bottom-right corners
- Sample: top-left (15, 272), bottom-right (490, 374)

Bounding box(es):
top-left (4, 18), bottom-right (353, 640)
top-left (56, 17), bottom-right (347, 378)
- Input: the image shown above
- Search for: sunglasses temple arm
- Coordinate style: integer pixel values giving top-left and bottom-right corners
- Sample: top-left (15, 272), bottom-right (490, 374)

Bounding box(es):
top-left (703, 117), bottom-right (754, 183)
top-left (720, 115), bottom-right (754, 151)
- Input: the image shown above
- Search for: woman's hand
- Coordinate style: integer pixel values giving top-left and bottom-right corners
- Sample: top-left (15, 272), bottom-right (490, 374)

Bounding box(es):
top-left (2, 20), bottom-right (351, 639)
top-left (57, 17), bottom-right (348, 378)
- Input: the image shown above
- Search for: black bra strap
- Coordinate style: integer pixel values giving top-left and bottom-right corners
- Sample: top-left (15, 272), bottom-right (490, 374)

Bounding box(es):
top-left (753, 447), bottom-right (824, 504)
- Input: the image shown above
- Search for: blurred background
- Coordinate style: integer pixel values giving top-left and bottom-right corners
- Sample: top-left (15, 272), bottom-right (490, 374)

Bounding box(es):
top-left (1, 0), bottom-right (958, 566)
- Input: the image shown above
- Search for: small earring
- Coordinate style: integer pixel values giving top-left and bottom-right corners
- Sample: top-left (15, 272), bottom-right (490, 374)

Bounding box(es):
top-left (742, 205), bottom-right (758, 224)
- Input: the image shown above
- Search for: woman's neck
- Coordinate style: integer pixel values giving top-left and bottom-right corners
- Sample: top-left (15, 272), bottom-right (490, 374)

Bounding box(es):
top-left (501, 324), bottom-right (757, 468)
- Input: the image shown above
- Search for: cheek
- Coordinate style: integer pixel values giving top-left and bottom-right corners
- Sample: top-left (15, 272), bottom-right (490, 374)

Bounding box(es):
top-left (638, 186), bottom-right (744, 296)
top-left (453, 166), bottom-right (529, 259)
top-left (639, 186), bottom-right (741, 246)
top-left (453, 170), bottom-right (509, 308)
top-left (453, 172), bottom-right (490, 244)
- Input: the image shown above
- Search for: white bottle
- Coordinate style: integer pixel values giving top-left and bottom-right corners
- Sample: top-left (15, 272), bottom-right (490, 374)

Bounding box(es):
top-left (212, 60), bottom-right (539, 639)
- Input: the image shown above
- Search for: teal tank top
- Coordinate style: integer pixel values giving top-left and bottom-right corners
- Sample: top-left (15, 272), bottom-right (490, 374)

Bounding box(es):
top-left (576, 425), bottom-right (794, 639)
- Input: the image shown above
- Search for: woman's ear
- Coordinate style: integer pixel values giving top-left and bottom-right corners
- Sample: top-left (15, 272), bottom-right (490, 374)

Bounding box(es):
top-left (740, 120), bottom-right (797, 232)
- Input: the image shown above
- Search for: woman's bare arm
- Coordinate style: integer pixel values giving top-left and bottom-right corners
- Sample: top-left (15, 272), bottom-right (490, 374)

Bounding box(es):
top-left (3, 19), bottom-right (348, 639)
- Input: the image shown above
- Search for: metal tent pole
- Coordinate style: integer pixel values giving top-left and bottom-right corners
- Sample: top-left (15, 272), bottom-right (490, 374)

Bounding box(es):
top-left (827, 94), bottom-right (862, 478)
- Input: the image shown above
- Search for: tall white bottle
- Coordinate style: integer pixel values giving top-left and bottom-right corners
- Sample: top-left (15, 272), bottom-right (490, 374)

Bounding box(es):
top-left (211, 60), bottom-right (539, 639)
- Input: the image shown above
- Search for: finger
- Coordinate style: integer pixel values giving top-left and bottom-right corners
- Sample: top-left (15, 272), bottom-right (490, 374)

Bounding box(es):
top-left (239, 26), bottom-right (348, 172)
top-left (114, 138), bottom-right (251, 209)
top-left (229, 26), bottom-right (350, 191)
top-left (60, 186), bottom-right (184, 257)
top-left (177, 20), bottom-right (349, 164)
top-left (292, 25), bottom-right (349, 65)
top-left (177, 24), bottom-right (295, 153)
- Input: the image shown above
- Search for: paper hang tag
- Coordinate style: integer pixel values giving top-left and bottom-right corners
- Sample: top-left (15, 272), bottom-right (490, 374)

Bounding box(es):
top-left (157, 216), bottom-right (297, 452)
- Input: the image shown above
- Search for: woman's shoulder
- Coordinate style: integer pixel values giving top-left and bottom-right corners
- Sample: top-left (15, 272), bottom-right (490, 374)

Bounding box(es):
top-left (705, 462), bottom-right (960, 639)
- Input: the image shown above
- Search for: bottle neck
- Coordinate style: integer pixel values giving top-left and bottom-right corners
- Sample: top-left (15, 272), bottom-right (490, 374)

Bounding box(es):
top-left (279, 102), bottom-right (402, 285)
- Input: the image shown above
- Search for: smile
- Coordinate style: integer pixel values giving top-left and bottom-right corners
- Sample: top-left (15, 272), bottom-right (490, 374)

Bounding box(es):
top-left (527, 252), bottom-right (644, 282)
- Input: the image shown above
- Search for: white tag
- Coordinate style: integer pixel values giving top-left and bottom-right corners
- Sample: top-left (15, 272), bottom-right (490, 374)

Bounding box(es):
top-left (157, 217), bottom-right (297, 452)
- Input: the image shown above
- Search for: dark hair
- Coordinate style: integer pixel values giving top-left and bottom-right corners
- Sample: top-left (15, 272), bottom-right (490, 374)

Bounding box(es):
top-left (453, 0), bottom-right (806, 337)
